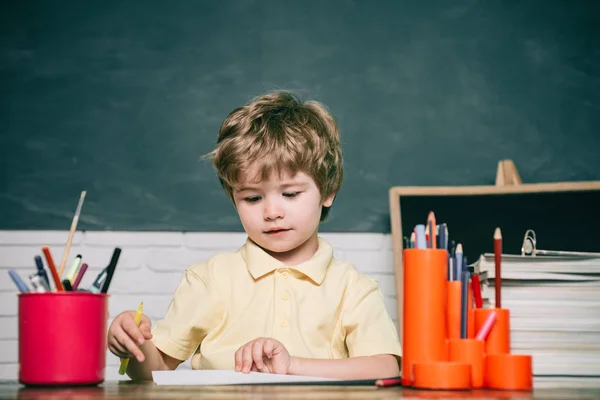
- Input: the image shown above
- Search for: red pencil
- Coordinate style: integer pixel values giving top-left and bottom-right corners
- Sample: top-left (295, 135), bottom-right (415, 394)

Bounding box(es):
top-left (471, 273), bottom-right (484, 309)
top-left (494, 227), bottom-right (502, 308)
top-left (42, 246), bottom-right (64, 291)
top-left (375, 377), bottom-right (403, 387)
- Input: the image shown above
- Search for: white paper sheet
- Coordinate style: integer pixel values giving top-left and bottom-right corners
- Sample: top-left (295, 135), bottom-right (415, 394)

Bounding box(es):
top-left (152, 370), bottom-right (335, 386)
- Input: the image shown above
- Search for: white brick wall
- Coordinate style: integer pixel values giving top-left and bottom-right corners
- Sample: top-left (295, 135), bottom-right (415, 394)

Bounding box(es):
top-left (0, 231), bottom-right (398, 381)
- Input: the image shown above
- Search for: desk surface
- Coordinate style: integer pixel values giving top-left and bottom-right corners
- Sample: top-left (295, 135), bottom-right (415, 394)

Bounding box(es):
top-left (1, 381), bottom-right (600, 400)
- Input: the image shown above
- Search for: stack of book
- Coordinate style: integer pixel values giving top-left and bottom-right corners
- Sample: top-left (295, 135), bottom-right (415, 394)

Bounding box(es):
top-left (475, 253), bottom-right (600, 378)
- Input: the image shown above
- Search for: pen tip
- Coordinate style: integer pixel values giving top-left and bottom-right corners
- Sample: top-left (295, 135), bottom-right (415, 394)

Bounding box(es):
top-left (456, 243), bottom-right (463, 253)
top-left (494, 227), bottom-right (502, 239)
top-left (427, 211), bottom-right (435, 220)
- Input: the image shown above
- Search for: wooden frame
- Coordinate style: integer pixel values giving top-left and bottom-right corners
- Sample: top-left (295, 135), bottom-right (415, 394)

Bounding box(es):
top-left (389, 180), bottom-right (600, 335)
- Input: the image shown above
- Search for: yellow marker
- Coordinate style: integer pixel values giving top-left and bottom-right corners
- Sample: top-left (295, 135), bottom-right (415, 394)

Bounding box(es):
top-left (118, 301), bottom-right (144, 375)
top-left (65, 254), bottom-right (82, 283)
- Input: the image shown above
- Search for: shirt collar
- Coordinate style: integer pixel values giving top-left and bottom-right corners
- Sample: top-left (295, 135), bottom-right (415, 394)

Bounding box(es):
top-left (240, 237), bottom-right (333, 285)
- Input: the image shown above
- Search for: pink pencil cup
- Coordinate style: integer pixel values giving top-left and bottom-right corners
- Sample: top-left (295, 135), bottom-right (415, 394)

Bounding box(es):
top-left (19, 292), bottom-right (109, 386)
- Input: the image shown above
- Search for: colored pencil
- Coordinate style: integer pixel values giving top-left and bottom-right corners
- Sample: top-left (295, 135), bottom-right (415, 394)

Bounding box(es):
top-left (471, 273), bottom-right (483, 309)
top-left (494, 227), bottom-right (502, 308)
top-left (375, 377), bottom-right (403, 387)
top-left (427, 211), bottom-right (436, 249)
top-left (438, 223), bottom-right (447, 250)
top-left (455, 243), bottom-right (463, 282)
top-left (460, 270), bottom-right (469, 339)
top-left (475, 311), bottom-right (497, 340)
top-left (42, 246), bottom-right (63, 291)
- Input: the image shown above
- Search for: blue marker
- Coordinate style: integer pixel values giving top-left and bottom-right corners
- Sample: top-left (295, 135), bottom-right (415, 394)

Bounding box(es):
top-left (8, 269), bottom-right (30, 293)
top-left (34, 255), bottom-right (51, 290)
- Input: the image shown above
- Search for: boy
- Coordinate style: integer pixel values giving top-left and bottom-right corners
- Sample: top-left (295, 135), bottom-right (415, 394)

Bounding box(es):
top-left (107, 91), bottom-right (402, 381)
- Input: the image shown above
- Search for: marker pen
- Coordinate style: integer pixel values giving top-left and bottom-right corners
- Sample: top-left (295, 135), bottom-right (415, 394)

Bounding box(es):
top-left (89, 268), bottom-right (108, 293)
top-left (34, 255), bottom-right (51, 290)
top-left (8, 270), bottom-right (30, 293)
top-left (29, 274), bottom-right (47, 293)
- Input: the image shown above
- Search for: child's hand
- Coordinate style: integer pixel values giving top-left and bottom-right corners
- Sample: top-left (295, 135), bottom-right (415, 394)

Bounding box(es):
top-left (234, 337), bottom-right (292, 375)
top-left (107, 310), bottom-right (152, 362)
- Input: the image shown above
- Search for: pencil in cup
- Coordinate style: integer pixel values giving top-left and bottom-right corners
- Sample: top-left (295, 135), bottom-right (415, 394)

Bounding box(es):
top-left (118, 301), bottom-right (144, 375)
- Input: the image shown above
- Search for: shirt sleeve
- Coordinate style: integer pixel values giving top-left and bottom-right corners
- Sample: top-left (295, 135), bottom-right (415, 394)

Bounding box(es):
top-left (342, 275), bottom-right (402, 360)
top-left (151, 266), bottom-right (221, 362)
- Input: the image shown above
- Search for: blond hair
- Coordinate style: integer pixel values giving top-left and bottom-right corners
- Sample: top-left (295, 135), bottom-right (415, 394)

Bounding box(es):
top-left (207, 91), bottom-right (343, 221)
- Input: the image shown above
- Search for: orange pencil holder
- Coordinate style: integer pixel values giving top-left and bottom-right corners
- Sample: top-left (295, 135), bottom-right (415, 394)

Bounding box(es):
top-left (402, 249), bottom-right (448, 386)
top-left (446, 281), bottom-right (461, 341)
top-left (448, 338), bottom-right (485, 388)
top-left (467, 283), bottom-right (474, 338)
top-left (447, 281), bottom-right (474, 341)
top-left (413, 361), bottom-right (471, 390)
top-left (474, 308), bottom-right (510, 354)
top-left (485, 354), bottom-right (533, 391)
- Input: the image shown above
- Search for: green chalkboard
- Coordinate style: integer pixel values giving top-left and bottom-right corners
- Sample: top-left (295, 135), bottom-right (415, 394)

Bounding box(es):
top-left (1, 0), bottom-right (599, 232)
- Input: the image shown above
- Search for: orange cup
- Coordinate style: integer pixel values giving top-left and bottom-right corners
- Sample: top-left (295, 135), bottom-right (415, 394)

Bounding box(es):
top-left (448, 338), bottom-right (485, 388)
top-left (474, 308), bottom-right (510, 354)
top-left (446, 281), bottom-right (461, 340)
top-left (402, 249), bottom-right (448, 386)
top-left (485, 354), bottom-right (533, 390)
top-left (413, 361), bottom-right (471, 390)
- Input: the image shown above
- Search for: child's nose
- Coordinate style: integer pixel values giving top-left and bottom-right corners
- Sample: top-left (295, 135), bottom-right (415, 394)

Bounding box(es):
top-left (264, 199), bottom-right (284, 220)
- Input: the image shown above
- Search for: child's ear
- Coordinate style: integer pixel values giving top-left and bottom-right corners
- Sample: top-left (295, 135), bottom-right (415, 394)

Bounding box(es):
top-left (322, 193), bottom-right (336, 207)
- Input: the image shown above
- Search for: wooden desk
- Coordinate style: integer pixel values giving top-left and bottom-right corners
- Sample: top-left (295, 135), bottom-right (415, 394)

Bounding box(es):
top-left (1, 381), bottom-right (600, 399)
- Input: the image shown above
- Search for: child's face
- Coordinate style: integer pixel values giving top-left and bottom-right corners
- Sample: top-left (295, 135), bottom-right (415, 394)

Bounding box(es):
top-left (232, 166), bottom-right (334, 265)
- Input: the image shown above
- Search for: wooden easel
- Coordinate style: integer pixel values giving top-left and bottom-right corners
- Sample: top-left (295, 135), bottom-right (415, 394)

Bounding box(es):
top-left (388, 161), bottom-right (600, 336)
top-left (495, 159), bottom-right (522, 186)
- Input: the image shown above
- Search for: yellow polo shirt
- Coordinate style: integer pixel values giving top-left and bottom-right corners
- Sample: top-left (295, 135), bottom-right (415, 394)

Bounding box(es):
top-left (151, 237), bottom-right (402, 370)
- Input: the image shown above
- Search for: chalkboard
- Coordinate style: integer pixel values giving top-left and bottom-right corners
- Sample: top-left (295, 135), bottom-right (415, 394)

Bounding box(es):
top-left (1, 0), bottom-right (599, 232)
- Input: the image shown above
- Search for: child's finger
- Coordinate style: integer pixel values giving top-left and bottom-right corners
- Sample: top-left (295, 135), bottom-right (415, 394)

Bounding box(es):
top-left (108, 336), bottom-right (130, 358)
top-left (116, 329), bottom-right (145, 362)
top-left (241, 344), bottom-right (254, 373)
top-left (234, 346), bottom-right (243, 372)
top-left (264, 338), bottom-right (275, 358)
top-left (139, 317), bottom-right (153, 339)
top-left (122, 316), bottom-right (145, 345)
top-left (251, 339), bottom-right (265, 370)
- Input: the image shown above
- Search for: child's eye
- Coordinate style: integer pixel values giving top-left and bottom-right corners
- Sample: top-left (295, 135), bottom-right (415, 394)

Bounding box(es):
top-left (244, 196), bottom-right (261, 203)
top-left (283, 192), bottom-right (300, 198)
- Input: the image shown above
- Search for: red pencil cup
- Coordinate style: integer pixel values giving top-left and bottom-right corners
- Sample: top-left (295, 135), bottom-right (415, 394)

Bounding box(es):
top-left (19, 292), bottom-right (109, 386)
